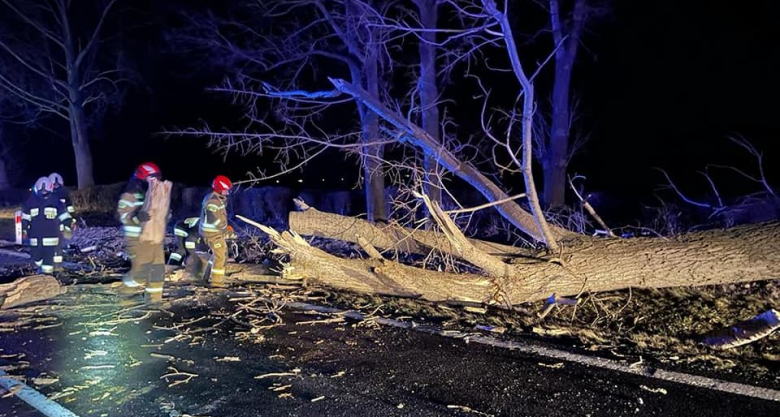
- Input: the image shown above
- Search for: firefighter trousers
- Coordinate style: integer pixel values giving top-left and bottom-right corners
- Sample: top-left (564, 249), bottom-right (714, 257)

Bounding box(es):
top-left (202, 232), bottom-right (227, 287)
top-left (184, 250), bottom-right (206, 279)
top-left (122, 238), bottom-right (166, 303)
top-left (29, 237), bottom-right (61, 275)
top-left (54, 240), bottom-right (64, 272)
top-left (175, 248), bottom-right (205, 280)
top-left (170, 239), bottom-right (205, 279)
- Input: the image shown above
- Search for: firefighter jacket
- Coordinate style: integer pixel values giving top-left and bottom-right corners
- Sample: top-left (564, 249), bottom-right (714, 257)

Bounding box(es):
top-left (53, 186), bottom-right (76, 232)
top-left (174, 217), bottom-right (205, 250)
top-left (21, 192), bottom-right (71, 247)
top-left (53, 187), bottom-right (75, 214)
top-left (199, 192), bottom-right (228, 236)
top-left (117, 187), bottom-right (146, 239)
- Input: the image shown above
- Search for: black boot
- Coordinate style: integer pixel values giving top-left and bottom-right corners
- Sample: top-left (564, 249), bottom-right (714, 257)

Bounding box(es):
top-left (145, 264), bottom-right (165, 305)
top-left (201, 261), bottom-right (213, 285)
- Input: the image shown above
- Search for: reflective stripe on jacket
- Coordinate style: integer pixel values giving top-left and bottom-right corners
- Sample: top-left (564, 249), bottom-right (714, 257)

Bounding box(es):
top-left (117, 191), bottom-right (144, 237)
top-left (22, 193), bottom-right (69, 240)
top-left (54, 188), bottom-right (75, 214)
top-left (199, 192), bottom-right (227, 235)
top-left (174, 217), bottom-right (200, 238)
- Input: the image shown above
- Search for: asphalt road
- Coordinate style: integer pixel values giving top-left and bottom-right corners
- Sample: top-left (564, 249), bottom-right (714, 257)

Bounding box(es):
top-left (1, 292), bottom-right (779, 417)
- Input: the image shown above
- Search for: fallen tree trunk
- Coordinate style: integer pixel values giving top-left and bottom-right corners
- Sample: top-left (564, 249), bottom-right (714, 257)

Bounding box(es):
top-left (252, 212), bottom-right (780, 305)
top-left (289, 202), bottom-right (535, 258)
top-left (243, 221), bottom-right (495, 303)
top-left (502, 221), bottom-right (780, 302)
top-left (0, 275), bottom-right (65, 309)
top-left (140, 179), bottom-right (172, 244)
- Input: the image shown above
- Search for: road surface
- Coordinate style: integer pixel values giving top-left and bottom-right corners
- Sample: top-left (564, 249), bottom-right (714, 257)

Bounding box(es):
top-left (1, 289), bottom-right (779, 417)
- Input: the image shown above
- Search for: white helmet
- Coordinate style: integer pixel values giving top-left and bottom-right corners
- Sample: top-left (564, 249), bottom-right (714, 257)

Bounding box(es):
top-left (48, 172), bottom-right (64, 187)
top-left (34, 177), bottom-right (52, 194)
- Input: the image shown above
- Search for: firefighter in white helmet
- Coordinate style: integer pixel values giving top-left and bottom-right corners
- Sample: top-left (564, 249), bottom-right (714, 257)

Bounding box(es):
top-left (48, 172), bottom-right (76, 272)
top-left (48, 173), bottom-right (75, 215)
top-left (21, 177), bottom-right (72, 275)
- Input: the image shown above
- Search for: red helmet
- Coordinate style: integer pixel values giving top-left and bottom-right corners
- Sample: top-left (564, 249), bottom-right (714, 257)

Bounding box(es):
top-left (212, 175), bottom-right (232, 195)
top-left (135, 162), bottom-right (160, 180)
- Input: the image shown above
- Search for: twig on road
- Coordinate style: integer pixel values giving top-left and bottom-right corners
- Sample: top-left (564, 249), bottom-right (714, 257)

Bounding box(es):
top-left (254, 369), bottom-right (301, 379)
top-left (295, 317), bottom-right (345, 326)
top-left (160, 366), bottom-right (198, 387)
top-left (640, 385), bottom-right (668, 395)
top-left (447, 404), bottom-right (495, 417)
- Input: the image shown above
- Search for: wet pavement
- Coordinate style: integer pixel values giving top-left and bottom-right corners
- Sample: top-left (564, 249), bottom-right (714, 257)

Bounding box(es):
top-left (1, 287), bottom-right (779, 417)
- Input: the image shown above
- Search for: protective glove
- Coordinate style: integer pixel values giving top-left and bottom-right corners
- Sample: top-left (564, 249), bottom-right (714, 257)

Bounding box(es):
top-left (136, 211), bottom-right (151, 222)
top-left (226, 225), bottom-right (237, 239)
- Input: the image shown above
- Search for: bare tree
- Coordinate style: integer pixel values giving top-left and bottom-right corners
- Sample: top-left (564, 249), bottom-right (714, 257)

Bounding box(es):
top-left (0, 67), bottom-right (42, 190)
top-left (414, 0), bottom-right (444, 210)
top-left (319, 0), bottom-right (561, 245)
top-left (0, 123), bottom-right (12, 190)
top-left (231, 0), bottom-right (780, 307)
top-left (0, 0), bottom-right (126, 188)
top-left (168, 0), bottom-right (393, 222)
top-left (0, 92), bottom-right (17, 189)
top-left (657, 135), bottom-right (779, 229)
top-left (540, 0), bottom-right (603, 207)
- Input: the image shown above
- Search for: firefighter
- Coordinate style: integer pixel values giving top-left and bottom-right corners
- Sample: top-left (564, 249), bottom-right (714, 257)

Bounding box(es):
top-left (168, 217), bottom-right (236, 280)
top-left (116, 162), bottom-right (167, 305)
top-left (48, 173), bottom-right (75, 215)
top-left (21, 177), bottom-right (71, 275)
top-left (169, 217), bottom-right (206, 280)
top-left (199, 175), bottom-right (233, 288)
top-left (170, 217), bottom-right (236, 281)
top-left (48, 172), bottom-right (76, 272)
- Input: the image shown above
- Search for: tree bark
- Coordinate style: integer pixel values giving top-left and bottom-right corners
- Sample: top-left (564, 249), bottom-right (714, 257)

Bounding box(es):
top-left (542, 49), bottom-right (573, 208)
top-left (361, 53), bottom-right (387, 222)
top-left (0, 275), bottom-right (65, 310)
top-left (0, 125), bottom-right (10, 190)
top-left (69, 104), bottom-right (95, 189)
top-left (341, 0), bottom-right (387, 224)
top-left (61, 1), bottom-right (96, 189)
top-left (289, 204), bottom-right (534, 258)
top-left (274, 217), bottom-right (780, 306)
top-left (0, 156), bottom-right (10, 190)
top-left (543, 0), bottom-right (586, 207)
top-left (254, 223), bottom-right (496, 302)
top-left (486, 0), bottom-right (559, 252)
top-left (416, 0), bottom-right (443, 210)
top-left (140, 179), bottom-right (172, 243)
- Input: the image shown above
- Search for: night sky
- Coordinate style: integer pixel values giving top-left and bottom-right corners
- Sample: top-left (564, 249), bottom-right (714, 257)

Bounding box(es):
top-left (16, 0), bottom-right (780, 206)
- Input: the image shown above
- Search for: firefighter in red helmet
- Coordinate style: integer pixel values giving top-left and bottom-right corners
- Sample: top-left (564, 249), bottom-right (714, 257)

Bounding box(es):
top-left (117, 162), bottom-right (167, 305)
top-left (199, 175), bottom-right (232, 288)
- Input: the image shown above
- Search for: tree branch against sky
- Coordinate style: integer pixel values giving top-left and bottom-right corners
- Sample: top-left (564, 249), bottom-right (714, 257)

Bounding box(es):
top-left (0, 0), bottom-right (129, 188)
top-left (168, 0), bottom-right (401, 221)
